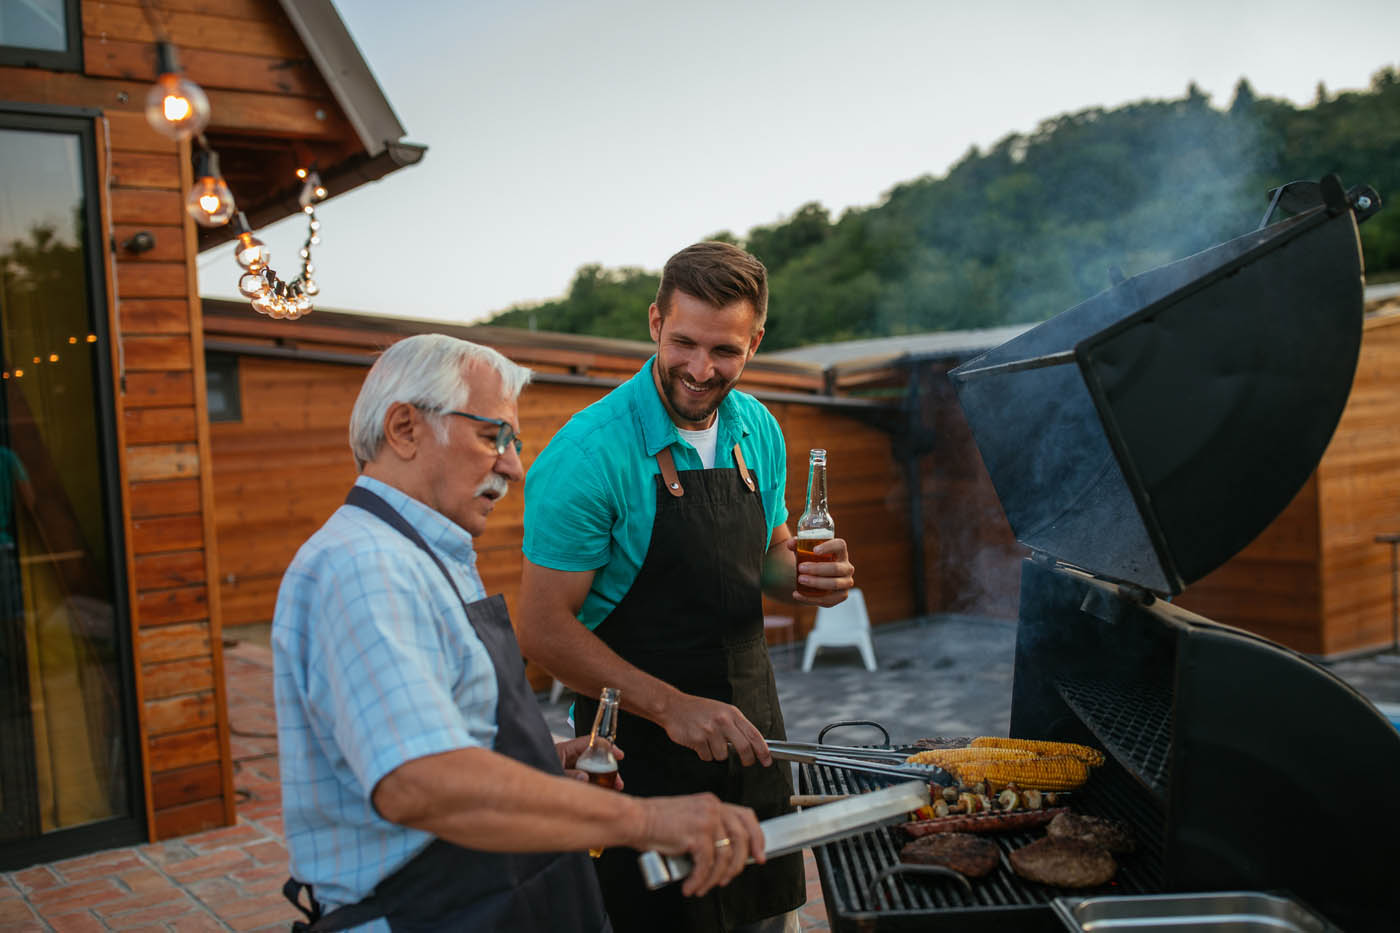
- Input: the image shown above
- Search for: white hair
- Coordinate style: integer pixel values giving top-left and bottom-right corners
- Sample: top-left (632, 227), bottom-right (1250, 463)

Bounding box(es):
top-left (348, 334), bottom-right (531, 470)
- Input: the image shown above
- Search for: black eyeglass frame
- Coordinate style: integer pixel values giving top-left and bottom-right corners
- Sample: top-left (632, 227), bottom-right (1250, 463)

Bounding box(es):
top-left (443, 410), bottom-right (523, 455)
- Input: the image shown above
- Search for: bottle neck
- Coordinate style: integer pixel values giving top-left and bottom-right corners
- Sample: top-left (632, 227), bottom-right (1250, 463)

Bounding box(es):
top-left (589, 689), bottom-right (619, 745)
top-left (805, 460), bottom-right (828, 513)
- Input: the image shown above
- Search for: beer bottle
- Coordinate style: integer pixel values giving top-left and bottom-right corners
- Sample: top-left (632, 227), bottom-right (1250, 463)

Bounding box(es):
top-left (578, 687), bottom-right (620, 857)
top-left (795, 448), bottom-right (835, 599)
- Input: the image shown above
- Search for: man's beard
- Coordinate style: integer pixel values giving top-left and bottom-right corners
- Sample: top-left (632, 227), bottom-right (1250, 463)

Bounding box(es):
top-left (657, 365), bottom-right (735, 425)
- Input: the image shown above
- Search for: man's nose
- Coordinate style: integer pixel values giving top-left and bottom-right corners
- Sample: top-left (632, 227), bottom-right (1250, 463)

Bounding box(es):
top-left (497, 444), bottom-right (524, 483)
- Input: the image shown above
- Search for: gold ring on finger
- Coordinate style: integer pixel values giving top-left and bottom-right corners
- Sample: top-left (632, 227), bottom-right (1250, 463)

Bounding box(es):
top-left (714, 837), bottom-right (731, 849)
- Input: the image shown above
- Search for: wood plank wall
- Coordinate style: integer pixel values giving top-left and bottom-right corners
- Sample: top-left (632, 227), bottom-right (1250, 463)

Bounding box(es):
top-left (1316, 312), bottom-right (1400, 655)
top-left (107, 115), bottom-right (235, 840)
top-left (208, 354), bottom-right (912, 690)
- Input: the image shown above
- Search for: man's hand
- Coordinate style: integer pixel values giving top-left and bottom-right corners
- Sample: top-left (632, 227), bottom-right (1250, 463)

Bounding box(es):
top-left (632, 793), bottom-right (766, 898)
top-left (659, 694), bottom-right (772, 766)
top-left (555, 735), bottom-right (624, 790)
top-left (788, 535), bottom-right (855, 607)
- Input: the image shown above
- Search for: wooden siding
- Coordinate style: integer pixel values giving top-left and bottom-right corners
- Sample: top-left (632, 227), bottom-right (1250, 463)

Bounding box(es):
top-left (1316, 312), bottom-right (1400, 655)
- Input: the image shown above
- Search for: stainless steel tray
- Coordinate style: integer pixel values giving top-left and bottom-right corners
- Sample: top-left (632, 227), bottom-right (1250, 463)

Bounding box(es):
top-left (1052, 891), bottom-right (1339, 932)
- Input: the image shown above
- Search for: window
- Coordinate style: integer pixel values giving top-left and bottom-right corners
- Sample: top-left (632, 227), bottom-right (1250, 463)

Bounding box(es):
top-left (205, 352), bottom-right (242, 422)
top-left (0, 0), bottom-right (81, 71)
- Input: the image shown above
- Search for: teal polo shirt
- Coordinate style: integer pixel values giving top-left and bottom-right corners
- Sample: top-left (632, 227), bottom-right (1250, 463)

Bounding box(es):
top-left (523, 356), bottom-right (789, 631)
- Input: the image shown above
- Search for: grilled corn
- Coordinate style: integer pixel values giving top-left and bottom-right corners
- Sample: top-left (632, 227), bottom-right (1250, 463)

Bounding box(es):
top-left (969, 736), bottom-right (1106, 767)
top-left (950, 755), bottom-right (1090, 792)
top-left (905, 746), bottom-right (1037, 766)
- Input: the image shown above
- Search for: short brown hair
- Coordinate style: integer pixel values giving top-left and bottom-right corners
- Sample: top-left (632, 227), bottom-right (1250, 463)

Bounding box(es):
top-left (655, 241), bottom-right (768, 331)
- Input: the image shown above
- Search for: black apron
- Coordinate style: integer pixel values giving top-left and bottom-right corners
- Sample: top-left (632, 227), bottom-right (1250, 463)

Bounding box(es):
top-left (284, 486), bottom-right (611, 933)
top-left (574, 444), bottom-right (805, 933)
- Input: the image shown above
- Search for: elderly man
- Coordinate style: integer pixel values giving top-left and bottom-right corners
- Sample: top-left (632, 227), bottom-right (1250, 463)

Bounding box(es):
top-left (274, 334), bottom-right (764, 932)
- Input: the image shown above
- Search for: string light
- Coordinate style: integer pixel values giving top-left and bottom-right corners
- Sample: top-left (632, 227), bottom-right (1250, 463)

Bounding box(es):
top-left (144, 41), bottom-right (210, 140)
top-left (230, 168), bottom-right (326, 320)
top-left (186, 148), bottom-right (236, 227)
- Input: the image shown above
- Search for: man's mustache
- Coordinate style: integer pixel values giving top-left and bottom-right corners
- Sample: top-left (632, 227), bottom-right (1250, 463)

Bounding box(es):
top-left (475, 474), bottom-right (509, 499)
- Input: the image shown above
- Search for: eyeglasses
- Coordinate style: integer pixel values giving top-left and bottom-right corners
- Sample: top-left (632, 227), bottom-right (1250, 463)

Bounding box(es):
top-left (443, 411), bottom-right (523, 456)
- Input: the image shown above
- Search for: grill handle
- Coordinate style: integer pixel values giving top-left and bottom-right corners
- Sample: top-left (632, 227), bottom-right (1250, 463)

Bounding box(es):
top-left (818, 719), bottom-right (890, 746)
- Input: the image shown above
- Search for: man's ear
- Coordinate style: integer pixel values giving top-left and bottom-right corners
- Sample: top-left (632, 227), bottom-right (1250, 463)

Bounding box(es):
top-left (381, 402), bottom-right (422, 461)
top-left (648, 302), bottom-right (663, 342)
top-left (747, 326), bottom-right (765, 360)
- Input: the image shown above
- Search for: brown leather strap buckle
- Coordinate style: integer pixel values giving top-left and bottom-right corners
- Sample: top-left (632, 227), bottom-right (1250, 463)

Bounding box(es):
top-left (732, 443), bottom-right (756, 492)
top-left (656, 447), bottom-right (684, 497)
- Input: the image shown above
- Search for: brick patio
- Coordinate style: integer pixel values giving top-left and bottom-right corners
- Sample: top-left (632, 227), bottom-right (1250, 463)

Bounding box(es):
top-left (0, 641), bottom-right (831, 932)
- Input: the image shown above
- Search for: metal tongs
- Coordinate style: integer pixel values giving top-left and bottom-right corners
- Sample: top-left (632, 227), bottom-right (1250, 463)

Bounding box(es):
top-left (638, 780), bottom-right (929, 890)
top-left (765, 740), bottom-right (954, 786)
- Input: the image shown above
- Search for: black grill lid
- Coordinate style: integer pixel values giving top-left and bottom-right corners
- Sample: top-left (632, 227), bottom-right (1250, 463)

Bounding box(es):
top-left (950, 175), bottom-right (1380, 595)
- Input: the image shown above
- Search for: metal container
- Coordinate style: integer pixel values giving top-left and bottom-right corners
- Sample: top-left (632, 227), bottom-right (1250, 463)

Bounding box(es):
top-left (1052, 892), bottom-right (1339, 932)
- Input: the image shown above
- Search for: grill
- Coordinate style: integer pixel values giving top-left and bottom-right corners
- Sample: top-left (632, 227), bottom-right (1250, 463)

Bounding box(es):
top-left (805, 176), bottom-right (1399, 933)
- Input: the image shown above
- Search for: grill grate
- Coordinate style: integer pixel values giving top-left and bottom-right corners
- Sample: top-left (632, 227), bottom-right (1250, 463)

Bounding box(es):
top-left (1057, 677), bottom-right (1173, 795)
top-left (803, 753), bottom-right (1164, 931)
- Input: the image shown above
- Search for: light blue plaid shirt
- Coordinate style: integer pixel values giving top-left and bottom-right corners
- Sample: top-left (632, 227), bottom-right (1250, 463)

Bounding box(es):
top-left (273, 475), bottom-right (499, 927)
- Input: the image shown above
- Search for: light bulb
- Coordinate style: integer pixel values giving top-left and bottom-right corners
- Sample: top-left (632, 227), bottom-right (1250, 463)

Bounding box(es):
top-left (235, 232), bottom-right (269, 271)
top-left (251, 291), bottom-right (278, 316)
top-left (238, 272), bottom-right (271, 299)
top-left (144, 45), bottom-right (210, 140)
top-left (186, 150), bottom-right (235, 227)
top-left (293, 292), bottom-right (313, 315)
top-left (302, 279), bottom-right (319, 296)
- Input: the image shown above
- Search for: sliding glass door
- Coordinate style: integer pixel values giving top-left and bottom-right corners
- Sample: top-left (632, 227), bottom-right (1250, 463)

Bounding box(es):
top-left (0, 107), bottom-right (142, 866)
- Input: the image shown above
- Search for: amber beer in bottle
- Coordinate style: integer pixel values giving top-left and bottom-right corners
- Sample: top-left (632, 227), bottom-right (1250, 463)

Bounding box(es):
top-left (578, 687), bottom-right (620, 857)
top-left (795, 448), bottom-right (836, 598)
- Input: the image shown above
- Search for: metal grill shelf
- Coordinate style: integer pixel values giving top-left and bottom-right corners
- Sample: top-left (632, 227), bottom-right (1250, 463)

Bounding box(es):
top-left (1057, 676), bottom-right (1173, 796)
top-left (801, 754), bottom-right (1164, 932)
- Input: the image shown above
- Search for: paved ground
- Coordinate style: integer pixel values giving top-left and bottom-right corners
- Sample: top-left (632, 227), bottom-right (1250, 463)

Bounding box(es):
top-left (4, 615), bottom-right (1397, 931)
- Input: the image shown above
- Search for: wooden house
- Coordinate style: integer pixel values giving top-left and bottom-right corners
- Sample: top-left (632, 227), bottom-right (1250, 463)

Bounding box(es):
top-left (0, 0), bottom-right (421, 867)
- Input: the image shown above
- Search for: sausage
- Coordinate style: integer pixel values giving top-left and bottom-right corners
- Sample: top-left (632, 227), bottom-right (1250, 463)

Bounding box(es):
top-left (900, 806), bottom-right (1069, 837)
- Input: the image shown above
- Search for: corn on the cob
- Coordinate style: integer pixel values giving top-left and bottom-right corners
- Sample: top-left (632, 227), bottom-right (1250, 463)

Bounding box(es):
top-left (905, 746), bottom-right (1037, 766)
top-left (950, 755), bottom-right (1090, 792)
top-left (969, 736), bottom-right (1105, 767)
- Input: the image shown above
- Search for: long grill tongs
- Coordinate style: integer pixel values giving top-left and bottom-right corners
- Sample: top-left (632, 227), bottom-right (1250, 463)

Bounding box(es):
top-left (765, 741), bottom-right (954, 786)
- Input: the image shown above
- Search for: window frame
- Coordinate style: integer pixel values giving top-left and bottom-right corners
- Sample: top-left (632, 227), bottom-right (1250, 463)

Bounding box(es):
top-left (0, 0), bottom-right (83, 72)
top-left (0, 103), bottom-right (146, 868)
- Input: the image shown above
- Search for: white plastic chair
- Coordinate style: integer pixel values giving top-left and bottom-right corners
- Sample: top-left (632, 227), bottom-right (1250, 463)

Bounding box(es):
top-left (800, 587), bottom-right (877, 672)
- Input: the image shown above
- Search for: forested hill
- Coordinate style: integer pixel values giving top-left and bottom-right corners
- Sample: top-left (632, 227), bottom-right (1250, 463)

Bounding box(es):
top-left (488, 67), bottom-right (1400, 351)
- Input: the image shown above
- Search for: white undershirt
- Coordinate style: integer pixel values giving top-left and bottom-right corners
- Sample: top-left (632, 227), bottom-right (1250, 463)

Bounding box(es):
top-left (676, 420), bottom-right (720, 469)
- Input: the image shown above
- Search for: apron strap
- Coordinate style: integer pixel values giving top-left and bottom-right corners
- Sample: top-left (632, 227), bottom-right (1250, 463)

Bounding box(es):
top-left (730, 443), bottom-right (756, 493)
top-left (656, 447), bottom-right (685, 497)
top-left (283, 878), bottom-right (388, 933)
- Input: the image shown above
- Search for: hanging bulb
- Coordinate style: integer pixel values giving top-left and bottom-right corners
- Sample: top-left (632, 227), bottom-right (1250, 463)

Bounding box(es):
top-left (186, 149), bottom-right (236, 227)
top-left (238, 272), bottom-right (271, 299)
top-left (251, 291), bottom-right (278, 316)
top-left (302, 279), bottom-right (319, 296)
top-left (293, 292), bottom-right (313, 316)
top-left (297, 169), bottom-right (327, 208)
top-left (231, 212), bottom-right (269, 270)
top-left (144, 43), bottom-right (210, 140)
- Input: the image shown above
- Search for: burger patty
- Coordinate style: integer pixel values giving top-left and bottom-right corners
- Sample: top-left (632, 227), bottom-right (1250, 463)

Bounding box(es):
top-left (1046, 811), bottom-right (1136, 853)
top-left (899, 832), bottom-right (1000, 878)
top-left (1009, 837), bottom-right (1117, 888)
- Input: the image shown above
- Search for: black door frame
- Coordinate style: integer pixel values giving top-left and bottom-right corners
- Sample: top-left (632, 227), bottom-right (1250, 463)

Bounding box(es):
top-left (0, 102), bottom-right (146, 869)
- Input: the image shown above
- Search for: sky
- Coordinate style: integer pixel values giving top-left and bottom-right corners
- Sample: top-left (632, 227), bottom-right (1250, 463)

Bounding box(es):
top-left (198, 0), bottom-right (1400, 326)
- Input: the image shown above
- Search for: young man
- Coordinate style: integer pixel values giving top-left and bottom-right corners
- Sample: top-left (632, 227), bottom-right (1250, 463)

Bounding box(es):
top-left (274, 334), bottom-right (765, 932)
top-left (518, 243), bottom-right (857, 933)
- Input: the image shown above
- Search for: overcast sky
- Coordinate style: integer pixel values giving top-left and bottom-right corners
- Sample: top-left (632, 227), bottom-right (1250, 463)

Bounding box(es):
top-left (197, 0), bottom-right (1400, 326)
